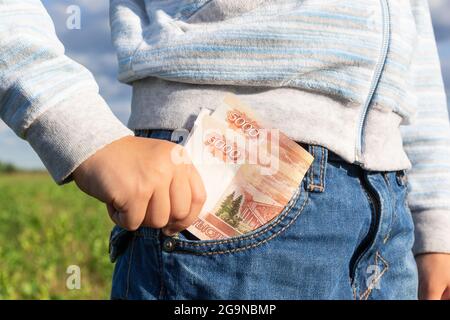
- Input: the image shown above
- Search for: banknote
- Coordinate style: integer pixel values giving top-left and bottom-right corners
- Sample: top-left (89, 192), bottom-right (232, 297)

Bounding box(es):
top-left (183, 94), bottom-right (314, 240)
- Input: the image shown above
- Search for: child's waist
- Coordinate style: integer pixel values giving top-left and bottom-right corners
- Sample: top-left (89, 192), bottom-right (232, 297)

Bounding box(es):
top-left (129, 77), bottom-right (412, 172)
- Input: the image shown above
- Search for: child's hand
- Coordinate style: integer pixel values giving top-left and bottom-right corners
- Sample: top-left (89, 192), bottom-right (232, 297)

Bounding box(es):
top-left (416, 253), bottom-right (450, 300)
top-left (73, 136), bottom-right (206, 235)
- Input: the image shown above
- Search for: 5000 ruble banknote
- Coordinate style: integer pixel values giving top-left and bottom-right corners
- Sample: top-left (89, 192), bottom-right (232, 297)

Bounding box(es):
top-left (182, 94), bottom-right (313, 240)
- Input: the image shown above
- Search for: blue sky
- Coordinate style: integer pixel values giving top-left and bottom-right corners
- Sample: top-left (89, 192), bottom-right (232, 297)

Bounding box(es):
top-left (1, 0), bottom-right (449, 169)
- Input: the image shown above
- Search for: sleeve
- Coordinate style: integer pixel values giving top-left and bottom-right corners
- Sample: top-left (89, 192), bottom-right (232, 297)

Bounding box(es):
top-left (0, 0), bottom-right (133, 184)
top-left (109, 0), bottom-right (149, 82)
top-left (400, 0), bottom-right (450, 255)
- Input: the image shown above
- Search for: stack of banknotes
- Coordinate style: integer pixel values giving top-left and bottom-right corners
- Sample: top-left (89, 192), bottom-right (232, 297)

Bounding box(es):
top-left (182, 93), bottom-right (314, 240)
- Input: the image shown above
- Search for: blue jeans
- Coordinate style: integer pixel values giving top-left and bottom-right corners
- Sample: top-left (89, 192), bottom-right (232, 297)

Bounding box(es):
top-left (109, 129), bottom-right (418, 300)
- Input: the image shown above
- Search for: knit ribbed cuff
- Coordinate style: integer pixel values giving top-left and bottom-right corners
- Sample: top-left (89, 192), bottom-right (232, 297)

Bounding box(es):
top-left (26, 93), bottom-right (133, 184)
top-left (412, 210), bottom-right (450, 255)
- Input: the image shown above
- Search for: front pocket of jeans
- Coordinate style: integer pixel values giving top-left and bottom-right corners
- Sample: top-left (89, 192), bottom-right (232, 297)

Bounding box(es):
top-left (109, 226), bottom-right (133, 263)
top-left (164, 179), bottom-right (310, 255)
top-left (133, 129), bottom-right (311, 254)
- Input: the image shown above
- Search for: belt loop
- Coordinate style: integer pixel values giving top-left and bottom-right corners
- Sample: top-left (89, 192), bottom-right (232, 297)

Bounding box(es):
top-left (306, 145), bottom-right (328, 193)
top-left (171, 128), bottom-right (190, 145)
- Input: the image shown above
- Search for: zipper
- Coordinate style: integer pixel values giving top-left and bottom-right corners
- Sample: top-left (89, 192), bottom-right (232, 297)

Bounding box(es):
top-left (349, 172), bottom-right (381, 284)
top-left (354, 0), bottom-right (391, 164)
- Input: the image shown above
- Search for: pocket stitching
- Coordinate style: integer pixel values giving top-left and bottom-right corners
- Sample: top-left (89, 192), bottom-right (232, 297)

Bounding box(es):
top-left (182, 191), bottom-right (309, 255)
top-left (180, 185), bottom-right (304, 248)
top-left (124, 235), bottom-right (136, 299)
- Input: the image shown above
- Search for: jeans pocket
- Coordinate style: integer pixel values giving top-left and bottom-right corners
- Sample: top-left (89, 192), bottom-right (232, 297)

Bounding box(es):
top-left (111, 232), bottom-right (163, 300)
top-left (109, 225), bottom-right (133, 263)
top-left (135, 128), bottom-right (311, 255)
top-left (157, 178), bottom-right (310, 255)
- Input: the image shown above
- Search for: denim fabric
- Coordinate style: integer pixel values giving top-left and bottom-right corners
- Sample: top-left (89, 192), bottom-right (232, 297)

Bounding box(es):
top-left (109, 129), bottom-right (418, 300)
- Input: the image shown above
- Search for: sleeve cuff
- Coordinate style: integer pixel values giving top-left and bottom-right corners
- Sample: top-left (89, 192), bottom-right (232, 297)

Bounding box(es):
top-left (412, 210), bottom-right (450, 255)
top-left (26, 92), bottom-right (133, 184)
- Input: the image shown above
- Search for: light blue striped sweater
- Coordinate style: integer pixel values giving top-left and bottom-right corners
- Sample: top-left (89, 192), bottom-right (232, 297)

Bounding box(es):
top-left (0, 0), bottom-right (449, 254)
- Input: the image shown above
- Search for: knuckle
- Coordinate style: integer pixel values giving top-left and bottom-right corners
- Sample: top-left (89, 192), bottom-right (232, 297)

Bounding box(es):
top-left (148, 221), bottom-right (166, 229)
top-left (122, 220), bottom-right (140, 231)
top-left (148, 168), bottom-right (171, 186)
top-left (166, 222), bottom-right (187, 233)
top-left (172, 210), bottom-right (190, 221)
top-left (135, 179), bottom-right (153, 198)
top-left (120, 210), bottom-right (145, 231)
top-left (193, 190), bottom-right (207, 204)
top-left (146, 213), bottom-right (169, 229)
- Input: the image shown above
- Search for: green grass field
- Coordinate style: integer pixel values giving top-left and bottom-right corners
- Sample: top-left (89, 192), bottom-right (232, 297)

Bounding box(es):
top-left (0, 172), bottom-right (114, 299)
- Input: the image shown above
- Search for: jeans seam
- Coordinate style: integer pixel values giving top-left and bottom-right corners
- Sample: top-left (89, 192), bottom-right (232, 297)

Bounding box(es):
top-left (400, 171), bottom-right (411, 212)
top-left (383, 172), bottom-right (390, 187)
top-left (320, 147), bottom-right (325, 189)
top-left (308, 146), bottom-right (315, 191)
top-left (316, 146), bottom-right (326, 191)
top-left (350, 173), bottom-right (383, 292)
top-left (124, 234), bottom-right (136, 300)
top-left (383, 212), bottom-right (397, 244)
top-left (180, 192), bottom-right (310, 255)
top-left (352, 281), bottom-right (358, 300)
top-left (382, 173), bottom-right (396, 244)
top-left (308, 146), bottom-right (326, 192)
top-left (157, 238), bottom-right (166, 300)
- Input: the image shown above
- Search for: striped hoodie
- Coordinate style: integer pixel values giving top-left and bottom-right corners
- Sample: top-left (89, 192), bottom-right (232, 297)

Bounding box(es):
top-left (0, 0), bottom-right (449, 254)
